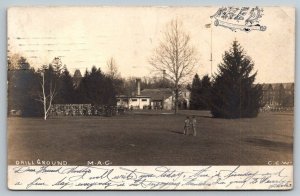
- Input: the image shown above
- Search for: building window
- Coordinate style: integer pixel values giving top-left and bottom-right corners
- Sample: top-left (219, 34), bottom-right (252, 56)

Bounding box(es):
top-left (131, 99), bottom-right (137, 102)
top-left (142, 99), bottom-right (147, 102)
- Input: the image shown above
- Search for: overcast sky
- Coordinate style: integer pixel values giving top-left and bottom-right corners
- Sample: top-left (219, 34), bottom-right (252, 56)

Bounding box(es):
top-left (7, 6), bottom-right (295, 83)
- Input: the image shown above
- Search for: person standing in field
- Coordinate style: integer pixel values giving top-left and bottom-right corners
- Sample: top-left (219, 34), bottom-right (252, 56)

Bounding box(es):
top-left (191, 115), bottom-right (197, 136)
top-left (183, 116), bottom-right (190, 135)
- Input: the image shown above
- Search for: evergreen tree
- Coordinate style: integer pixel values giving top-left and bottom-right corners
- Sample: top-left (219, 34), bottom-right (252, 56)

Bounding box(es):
top-left (73, 69), bottom-right (83, 90)
top-left (75, 69), bottom-right (89, 103)
top-left (211, 41), bottom-right (262, 118)
top-left (275, 84), bottom-right (285, 106)
top-left (55, 68), bottom-right (76, 104)
top-left (8, 56), bottom-right (42, 116)
top-left (199, 74), bottom-right (211, 110)
top-left (189, 74), bottom-right (202, 109)
top-left (41, 65), bottom-right (58, 95)
top-left (189, 74), bottom-right (212, 110)
top-left (76, 66), bottom-right (116, 105)
top-left (18, 57), bottom-right (31, 70)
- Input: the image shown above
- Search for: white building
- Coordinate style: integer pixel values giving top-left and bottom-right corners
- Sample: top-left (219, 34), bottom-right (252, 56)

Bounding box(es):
top-left (140, 88), bottom-right (174, 110)
top-left (178, 88), bottom-right (191, 109)
top-left (117, 78), bottom-right (151, 109)
top-left (117, 95), bottom-right (151, 109)
top-left (116, 78), bottom-right (190, 110)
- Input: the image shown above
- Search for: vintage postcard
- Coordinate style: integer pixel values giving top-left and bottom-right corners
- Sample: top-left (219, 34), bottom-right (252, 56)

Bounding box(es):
top-left (7, 6), bottom-right (294, 190)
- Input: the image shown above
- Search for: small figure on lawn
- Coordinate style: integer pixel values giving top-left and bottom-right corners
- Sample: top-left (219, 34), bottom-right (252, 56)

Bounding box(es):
top-left (191, 115), bottom-right (197, 136)
top-left (183, 116), bottom-right (190, 135)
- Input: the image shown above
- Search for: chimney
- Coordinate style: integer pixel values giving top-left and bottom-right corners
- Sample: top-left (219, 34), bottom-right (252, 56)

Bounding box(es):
top-left (136, 78), bottom-right (141, 96)
top-left (162, 70), bottom-right (166, 80)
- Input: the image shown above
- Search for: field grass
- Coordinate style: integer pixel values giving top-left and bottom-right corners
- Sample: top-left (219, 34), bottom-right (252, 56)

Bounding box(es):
top-left (7, 110), bottom-right (293, 165)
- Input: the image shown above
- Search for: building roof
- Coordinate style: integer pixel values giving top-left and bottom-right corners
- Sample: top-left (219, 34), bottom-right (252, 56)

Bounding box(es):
top-left (116, 95), bottom-right (150, 98)
top-left (140, 88), bottom-right (173, 101)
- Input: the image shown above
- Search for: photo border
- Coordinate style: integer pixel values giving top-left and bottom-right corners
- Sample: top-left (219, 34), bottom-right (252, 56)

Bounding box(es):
top-left (1, 0), bottom-right (299, 195)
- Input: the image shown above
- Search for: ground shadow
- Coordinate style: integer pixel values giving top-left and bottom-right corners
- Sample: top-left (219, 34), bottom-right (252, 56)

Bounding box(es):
top-left (176, 113), bottom-right (213, 119)
top-left (170, 130), bottom-right (185, 135)
top-left (196, 115), bottom-right (213, 119)
top-left (244, 137), bottom-right (293, 150)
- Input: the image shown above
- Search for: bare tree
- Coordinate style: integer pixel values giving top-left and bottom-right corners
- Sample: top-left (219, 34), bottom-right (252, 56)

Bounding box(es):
top-left (149, 19), bottom-right (198, 113)
top-left (36, 63), bottom-right (58, 120)
top-left (7, 53), bottom-right (21, 70)
top-left (106, 57), bottom-right (120, 79)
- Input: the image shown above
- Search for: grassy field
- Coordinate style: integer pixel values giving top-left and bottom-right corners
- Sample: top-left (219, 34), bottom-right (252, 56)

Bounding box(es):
top-left (7, 110), bottom-right (293, 165)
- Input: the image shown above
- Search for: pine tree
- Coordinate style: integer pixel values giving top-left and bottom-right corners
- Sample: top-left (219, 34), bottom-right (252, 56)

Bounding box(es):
top-left (189, 74), bottom-right (202, 109)
top-left (199, 74), bottom-right (211, 110)
top-left (275, 84), bottom-right (285, 106)
top-left (211, 41), bottom-right (262, 118)
top-left (8, 56), bottom-right (41, 116)
top-left (55, 68), bottom-right (76, 104)
top-left (189, 74), bottom-right (212, 110)
top-left (76, 66), bottom-right (116, 106)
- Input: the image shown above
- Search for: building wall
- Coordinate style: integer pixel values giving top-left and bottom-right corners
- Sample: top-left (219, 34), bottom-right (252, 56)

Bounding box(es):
top-left (117, 97), bottom-right (150, 109)
top-left (179, 89), bottom-right (190, 109)
top-left (117, 98), bottom-right (129, 108)
top-left (163, 96), bottom-right (173, 110)
top-left (262, 83), bottom-right (294, 107)
top-left (117, 89), bottom-right (190, 110)
top-left (150, 101), bottom-right (162, 109)
top-left (129, 97), bottom-right (150, 109)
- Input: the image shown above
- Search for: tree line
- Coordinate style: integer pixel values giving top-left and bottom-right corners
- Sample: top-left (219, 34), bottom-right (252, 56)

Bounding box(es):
top-left (8, 56), bottom-right (117, 117)
top-left (7, 56), bottom-right (172, 118)
top-left (9, 40), bottom-right (282, 119)
top-left (9, 17), bottom-right (290, 119)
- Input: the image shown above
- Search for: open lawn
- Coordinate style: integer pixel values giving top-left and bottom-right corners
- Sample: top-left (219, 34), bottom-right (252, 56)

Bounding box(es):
top-left (7, 111), bottom-right (293, 165)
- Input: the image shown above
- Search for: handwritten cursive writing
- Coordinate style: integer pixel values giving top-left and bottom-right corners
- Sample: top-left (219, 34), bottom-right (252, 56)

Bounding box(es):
top-left (8, 165), bottom-right (293, 190)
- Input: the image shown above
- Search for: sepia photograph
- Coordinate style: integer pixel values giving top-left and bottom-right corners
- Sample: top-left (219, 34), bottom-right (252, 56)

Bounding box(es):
top-left (7, 6), bottom-right (294, 190)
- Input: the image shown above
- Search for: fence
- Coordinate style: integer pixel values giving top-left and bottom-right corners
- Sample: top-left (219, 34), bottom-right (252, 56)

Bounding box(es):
top-left (260, 105), bottom-right (294, 112)
top-left (50, 104), bottom-right (122, 117)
